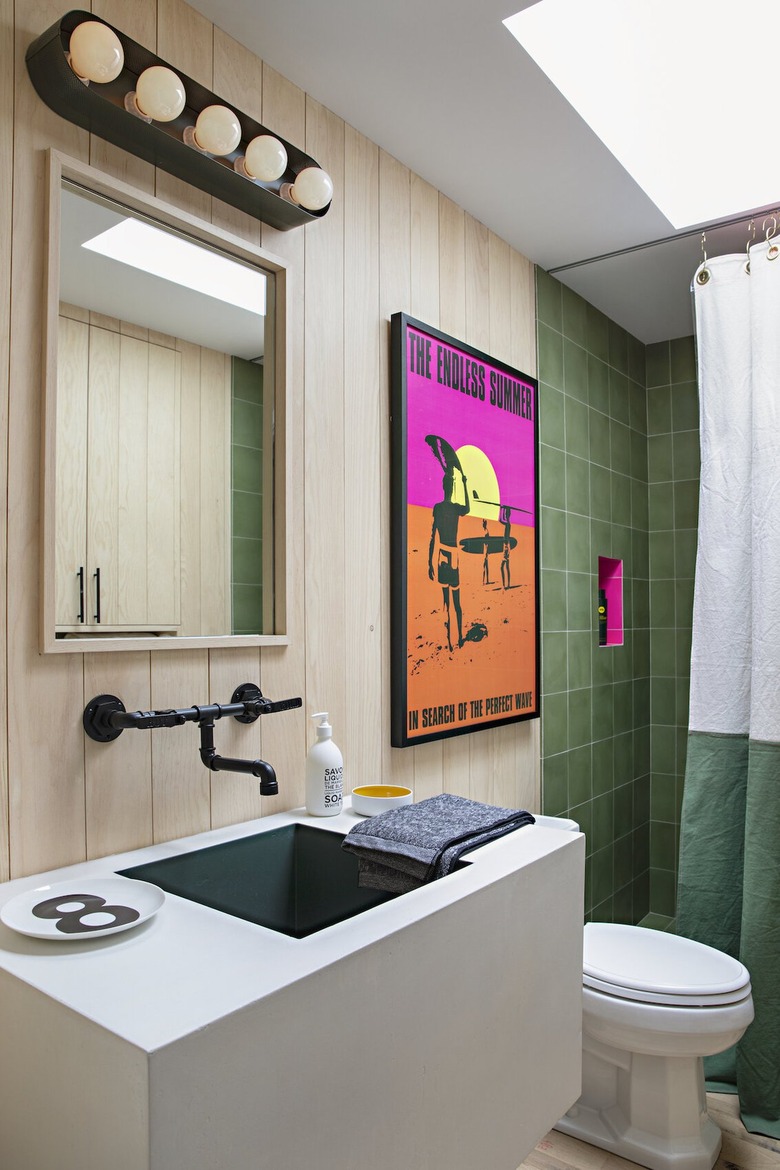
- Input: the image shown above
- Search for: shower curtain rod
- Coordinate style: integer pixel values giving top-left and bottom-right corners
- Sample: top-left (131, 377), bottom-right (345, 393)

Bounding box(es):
top-left (547, 208), bottom-right (769, 274)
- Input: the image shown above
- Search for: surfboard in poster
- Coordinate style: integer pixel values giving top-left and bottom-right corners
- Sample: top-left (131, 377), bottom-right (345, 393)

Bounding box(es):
top-left (390, 313), bottom-right (540, 747)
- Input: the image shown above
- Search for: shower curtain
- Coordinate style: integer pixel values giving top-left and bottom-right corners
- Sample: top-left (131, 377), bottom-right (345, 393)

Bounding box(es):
top-left (677, 237), bottom-right (780, 1137)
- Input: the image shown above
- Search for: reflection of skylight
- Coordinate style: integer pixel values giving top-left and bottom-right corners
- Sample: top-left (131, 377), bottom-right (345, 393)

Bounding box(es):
top-left (503, 0), bottom-right (778, 229)
top-left (82, 219), bottom-right (266, 315)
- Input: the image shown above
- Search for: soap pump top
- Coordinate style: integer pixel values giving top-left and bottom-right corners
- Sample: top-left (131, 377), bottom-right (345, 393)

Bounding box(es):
top-left (312, 712), bottom-right (332, 737)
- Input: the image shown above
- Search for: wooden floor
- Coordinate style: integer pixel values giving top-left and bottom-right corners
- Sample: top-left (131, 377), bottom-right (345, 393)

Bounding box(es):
top-left (520, 1094), bottom-right (780, 1170)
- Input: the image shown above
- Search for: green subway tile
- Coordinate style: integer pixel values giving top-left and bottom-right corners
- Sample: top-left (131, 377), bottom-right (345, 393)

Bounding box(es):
top-left (542, 751), bottom-right (568, 815)
top-left (651, 821), bottom-right (678, 871)
top-left (673, 430), bottom-right (701, 480)
top-left (650, 579), bottom-right (676, 628)
top-left (647, 385), bottom-right (672, 436)
top-left (542, 632), bottom-right (568, 695)
top-left (651, 628), bottom-right (676, 676)
top-left (591, 683), bottom-right (615, 739)
top-left (232, 490), bottom-right (262, 540)
top-left (565, 394), bottom-right (590, 460)
top-left (562, 283), bottom-right (588, 347)
top-left (613, 869), bottom-right (634, 922)
top-left (675, 530), bottom-right (698, 579)
top-left (613, 680), bottom-right (633, 735)
top-left (628, 334), bottom-right (646, 386)
top-left (676, 678), bottom-right (691, 728)
top-left (568, 687), bottom-right (593, 748)
top-left (542, 691), bottom-right (569, 756)
top-left (542, 569), bottom-right (567, 632)
top-left (232, 583), bottom-right (263, 634)
top-left (536, 268), bottom-right (563, 332)
top-left (540, 443), bottom-right (567, 511)
top-left (649, 482), bottom-right (674, 532)
top-left (648, 434), bottom-right (673, 483)
top-left (232, 356), bottom-right (264, 405)
top-left (676, 627), bottom-right (693, 677)
top-left (589, 407), bottom-right (611, 468)
top-left (651, 773), bottom-right (677, 821)
top-left (633, 629), bottom-right (651, 678)
top-left (232, 398), bottom-right (264, 449)
top-left (593, 640), bottom-right (614, 685)
top-left (650, 868), bottom-right (677, 917)
top-left (568, 572), bottom-right (593, 632)
top-left (592, 518), bottom-right (612, 560)
top-left (609, 368), bottom-right (631, 425)
top-left (566, 454), bottom-right (590, 517)
top-left (232, 536), bottom-right (263, 584)
top-left (646, 341), bottom-right (670, 388)
top-left (631, 480), bottom-right (649, 532)
top-left (651, 676), bottom-right (676, 725)
top-left (634, 773), bottom-right (651, 825)
top-left (611, 420), bottom-right (632, 477)
top-left (614, 781), bottom-right (633, 834)
top-left (652, 724), bottom-right (677, 775)
top-left (633, 676), bottom-right (650, 726)
top-left (674, 480), bottom-right (699, 530)
top-left (592, 737), bottom-right (614, 795)
top-left (563, 337), bottom-right (588, 402)
top-left (614, 731), bottom-right (634, 785)
top-left (676, 728), bottom-right (689, 776)
top-left (672, 380), bottom-right (699, 432)
top-left (567, 744), bottom-right (592, 806)
top-left (588, 354), bottom-right (610, 415)
top-left (591, 844), bottom-right (615, 907)
top-left (538, 323), bottom-right (564, 390)
top-left (590, 463), bottom-right (611, 523)
top-left (670, 335), bottom-right (696, 383)
top-left (541, 506), bottom-right (567, 571)
top-left (633, 578), bottom-right (649, 628)
top-left (611, 474), bottom-right (632, 527)
top-left (675, 578), bottom-right (695, 630)
top-left (632, 528), bottom-right (650, 578)
top-left (608, 319), bottom-right (629, 374)
top-left (587, 303), bottom-right (610, 362)
top-left (630, 428), bottom-right (648, 483)
top-left (233, 445), bottom-right (263, 494)
top-left (613, 636), bottom-right (634, 684)
top-left (566, 512), bottom-right (590, 574)
top-left (568, 630), bottom-right (592, 691)
top-left (540, 383), bottom-right (566, 449)
top-left (649, 531), bottom-right (675, 577)
top-left (592, 791), bottom-right (614, 852)
top-left (630, 382), bottom-right (648, 436)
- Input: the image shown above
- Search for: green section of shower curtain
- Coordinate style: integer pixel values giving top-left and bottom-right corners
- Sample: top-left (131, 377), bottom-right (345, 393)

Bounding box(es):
top-left (678, 732), bottom-right (780, 1138)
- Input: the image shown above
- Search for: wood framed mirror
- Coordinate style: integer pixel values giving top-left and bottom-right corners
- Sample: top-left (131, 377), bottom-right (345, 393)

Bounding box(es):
top-left (41, 151), bottom-right (290, 653)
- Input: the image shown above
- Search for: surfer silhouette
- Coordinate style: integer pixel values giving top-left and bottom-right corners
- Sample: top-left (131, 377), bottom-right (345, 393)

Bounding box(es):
top-left (426, 436), bottom-right (470, 651)
top-left (500, 505), bottom-right (512, 590)
top-left (482, 519), bottom-right (491, 585)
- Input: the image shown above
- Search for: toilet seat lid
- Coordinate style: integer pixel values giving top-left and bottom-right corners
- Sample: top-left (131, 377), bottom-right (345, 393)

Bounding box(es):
top-left (583, 923), bottom-right (751, 1005)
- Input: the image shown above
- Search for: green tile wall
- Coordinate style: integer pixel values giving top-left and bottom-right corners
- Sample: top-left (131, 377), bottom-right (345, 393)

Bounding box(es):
top-left (536, 269), bottom-right (651, 924)
top-left (231, 357), bottom-right (264, 635)
top-left (646, 337), bottom-right (699, 920)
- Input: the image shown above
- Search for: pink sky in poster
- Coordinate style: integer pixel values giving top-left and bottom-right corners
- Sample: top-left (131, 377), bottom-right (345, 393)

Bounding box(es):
top-left (405, 327), bottom-right (536, 525)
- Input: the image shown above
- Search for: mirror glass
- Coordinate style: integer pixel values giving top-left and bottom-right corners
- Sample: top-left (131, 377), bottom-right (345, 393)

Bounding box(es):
top-left (50, 179), bottom-right (279, 647)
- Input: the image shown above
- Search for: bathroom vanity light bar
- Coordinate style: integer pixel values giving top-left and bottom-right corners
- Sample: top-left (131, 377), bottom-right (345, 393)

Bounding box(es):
top-left (26, 11), bottom-right (333, 231)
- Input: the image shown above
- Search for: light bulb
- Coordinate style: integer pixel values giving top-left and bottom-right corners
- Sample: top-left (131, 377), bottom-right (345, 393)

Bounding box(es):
top-left (239, 135), bottom-right (288, 182)
top-left (131, 66), bottom-right (186, 122)
top-left (68, 20), bottom-right (124, 84)
top-left (184, 104), bottom-right (242, 156)
top-left (289, 167), bottom-right (333, 211)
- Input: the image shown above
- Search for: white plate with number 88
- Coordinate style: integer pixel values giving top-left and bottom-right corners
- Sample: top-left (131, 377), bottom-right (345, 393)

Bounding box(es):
top-left (0, 877), bottom-right (165, 940)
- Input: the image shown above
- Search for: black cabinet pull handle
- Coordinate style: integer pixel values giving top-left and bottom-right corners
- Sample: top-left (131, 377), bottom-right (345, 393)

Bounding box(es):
top-left (77, 566), bottom-right (84, 623)
top-left (94, 567), bottom-right (101, 624)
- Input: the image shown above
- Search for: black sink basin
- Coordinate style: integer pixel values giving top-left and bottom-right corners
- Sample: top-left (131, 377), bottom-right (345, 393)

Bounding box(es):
top-left (118, 823), bottom-right (399, 938)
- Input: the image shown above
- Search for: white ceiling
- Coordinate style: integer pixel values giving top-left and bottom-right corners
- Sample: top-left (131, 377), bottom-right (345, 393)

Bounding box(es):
top-left (186, 0), bottom-right (776, 345)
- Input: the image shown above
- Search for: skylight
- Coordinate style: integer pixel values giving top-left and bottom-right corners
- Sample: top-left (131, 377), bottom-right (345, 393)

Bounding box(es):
top-left (503, 0), bottom-right (778, 229)
top-left (82, 218), bottom-right (266, 315)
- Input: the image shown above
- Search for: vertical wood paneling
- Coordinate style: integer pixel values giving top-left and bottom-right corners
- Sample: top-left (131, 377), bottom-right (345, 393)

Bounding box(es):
top-left (377, 151), bottom-right (415, 795)
top-left (0, 0), bottom-right (12, 880)
top-left (344, 126), bottom-right (381, 786)
top-left (3, 0), bottom-right (541, 877)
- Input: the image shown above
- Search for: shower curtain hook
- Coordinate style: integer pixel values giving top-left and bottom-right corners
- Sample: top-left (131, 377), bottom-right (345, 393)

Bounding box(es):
top-left (745, 219), bottom-right (755, 273)
top-left (696, 230), bottom-right (711, 285)
top-left (765, 212), bottom-right (780, 260)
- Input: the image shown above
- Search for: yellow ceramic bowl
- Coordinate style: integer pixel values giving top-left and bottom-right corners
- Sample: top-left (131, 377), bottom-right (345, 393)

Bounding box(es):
top-left (351, 784), bottom-right (413, 816)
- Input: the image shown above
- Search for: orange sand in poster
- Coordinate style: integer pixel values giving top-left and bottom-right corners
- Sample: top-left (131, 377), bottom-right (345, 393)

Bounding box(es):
top-left (405, 504), bottom-right (537, 739)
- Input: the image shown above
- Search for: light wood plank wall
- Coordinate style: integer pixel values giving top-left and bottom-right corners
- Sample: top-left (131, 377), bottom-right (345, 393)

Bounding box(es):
top-left (2, 0), bottom-right (540, 881)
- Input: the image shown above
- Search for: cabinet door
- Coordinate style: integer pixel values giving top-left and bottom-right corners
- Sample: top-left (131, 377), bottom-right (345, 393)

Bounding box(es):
top-left (55, 314), bottom-right (89, 627)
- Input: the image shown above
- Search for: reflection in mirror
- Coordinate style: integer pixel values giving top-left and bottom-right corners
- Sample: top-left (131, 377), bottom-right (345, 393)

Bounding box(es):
top-left (46, 170), bottom-right (284, 651)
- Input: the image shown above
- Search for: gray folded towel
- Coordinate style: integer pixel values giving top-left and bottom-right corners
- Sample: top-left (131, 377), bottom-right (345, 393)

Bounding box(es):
top-left (341, 793), bottom-right (535, 892)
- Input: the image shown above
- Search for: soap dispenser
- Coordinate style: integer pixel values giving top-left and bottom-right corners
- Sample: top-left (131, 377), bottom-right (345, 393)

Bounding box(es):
top-left (305, 712), bottom-right (343, 816)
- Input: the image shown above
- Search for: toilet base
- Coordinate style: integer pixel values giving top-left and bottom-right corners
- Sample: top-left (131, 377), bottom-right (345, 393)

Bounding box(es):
top-left (554, 1043), bottom-right (722, 1170)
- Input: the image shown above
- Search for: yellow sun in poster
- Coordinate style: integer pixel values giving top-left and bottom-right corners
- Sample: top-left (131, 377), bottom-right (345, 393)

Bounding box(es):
top-left (456, 445), bottom-right (500, 518)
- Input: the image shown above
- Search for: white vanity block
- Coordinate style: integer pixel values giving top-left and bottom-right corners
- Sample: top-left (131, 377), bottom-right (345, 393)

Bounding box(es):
top-left (0, 807), bottom-right (584, 1170)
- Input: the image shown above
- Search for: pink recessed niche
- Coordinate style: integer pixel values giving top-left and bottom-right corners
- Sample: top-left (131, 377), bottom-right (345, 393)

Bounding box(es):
top-left (598, 557), bottom-right (623, 647)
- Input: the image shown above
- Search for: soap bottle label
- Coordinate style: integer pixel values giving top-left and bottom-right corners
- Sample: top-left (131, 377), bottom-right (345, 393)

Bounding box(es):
top-left (324, 765), bottom-right (343, 809)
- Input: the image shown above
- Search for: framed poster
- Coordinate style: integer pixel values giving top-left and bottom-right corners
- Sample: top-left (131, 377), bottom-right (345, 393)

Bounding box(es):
top-left (390, 313), bottom-right (540, 747)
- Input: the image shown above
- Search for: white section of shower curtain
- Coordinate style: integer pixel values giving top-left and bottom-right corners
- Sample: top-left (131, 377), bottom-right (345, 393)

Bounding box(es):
top-left (689, 240), bottom-right (780, 742)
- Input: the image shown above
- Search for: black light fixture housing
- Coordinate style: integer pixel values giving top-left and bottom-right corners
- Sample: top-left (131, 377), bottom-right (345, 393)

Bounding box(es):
top-left (26, 10), bottom-right (331, 231)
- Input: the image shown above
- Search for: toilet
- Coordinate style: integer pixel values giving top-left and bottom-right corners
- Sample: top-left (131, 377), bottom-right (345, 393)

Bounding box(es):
top-left (556, 922), bottom-right (754, 1170)
top-left (531, 818), bottom-right (754, 1170)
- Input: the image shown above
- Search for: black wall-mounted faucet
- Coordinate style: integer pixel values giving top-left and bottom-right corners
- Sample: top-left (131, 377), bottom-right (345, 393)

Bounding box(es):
top-left (82, 684), bottom-right (302, 797)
